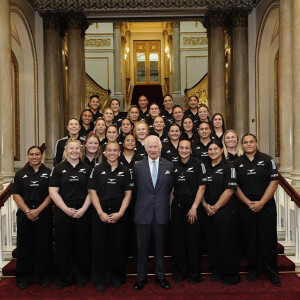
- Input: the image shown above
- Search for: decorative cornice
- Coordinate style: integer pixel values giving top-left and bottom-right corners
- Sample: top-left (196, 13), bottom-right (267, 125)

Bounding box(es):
top-left (85, 39), bottom-right (111, 47)
top-left (183, 37), bottom-right (208, 46)
top-left (26, 1), bottom-right (259, 10)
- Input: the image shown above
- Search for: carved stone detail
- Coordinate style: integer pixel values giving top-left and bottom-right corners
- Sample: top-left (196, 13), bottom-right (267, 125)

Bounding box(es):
top-left (67, 11), bottom-right (86, 30)
top-left (85, 39), bottom-right (111, 47)
top-left (183, 37), bottom-right (208, 46)
top-left (232, 11), bottom-right (249, 27)
top-left (206, 11), bottom-right (226, 27)
top-left (42, 12), bottom-right (60, 31)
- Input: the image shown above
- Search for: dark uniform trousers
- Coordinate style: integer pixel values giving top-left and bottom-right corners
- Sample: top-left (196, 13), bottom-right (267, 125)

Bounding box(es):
top-left (16, 207), bottom-right (53, 283)
top-left (54, 205), bottom-right (92, 284)
top-left (136, 209), bottom-right (167, 281)
top-left (170, 197), bottom-right (200, 279)
top-left (238, 197), bottom-right (278, 277)
top-left (92, 198), bottom-right (129, 285)
top-left (206, 203), bottom-right (239, 281)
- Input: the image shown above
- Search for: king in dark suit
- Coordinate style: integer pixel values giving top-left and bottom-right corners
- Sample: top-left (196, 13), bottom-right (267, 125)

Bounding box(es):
top-left (133, 135), bottom-right (174, 290)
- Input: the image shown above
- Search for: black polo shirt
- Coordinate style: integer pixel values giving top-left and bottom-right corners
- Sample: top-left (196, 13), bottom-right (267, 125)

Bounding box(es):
top-left (11, 164), bottom-right (51, 209)
top-left (204, 158), bottom-right (237, 205)
top-left (49, 160), bottom-right (92, 203)
top-left (83, 155), bottom-right (100, 168)
top-left (173, 157), bottom-right (207, 198)
top-left (180, 131), bottom-right (198, 145)
top-left (149, 129), bottom-right (169, 147)
top-left (233, 151), bottom-right (279, 199)
top-left (139, 109), bottom-right (150, 122)
top-left (184, 109), bottom-right (199, 124)
top-left (226, 152), bottom-right (239, 163)
top-left (135, 141), bottom-right (147, 157)
top-left (53, 135), bottom-right (85, 166)
top-left (161, 142), bottom-right (180, 163)
top-left (93, 111), bottom-right (103, 122)
top-left (113, 113), bottom-right (125, 128)
top-left (192, 141), bottom-right (210, 166)
top-left (88, 162), bottom-right (134, 201)
top-left (160, 109), bottom-right (174, 127)
top-left (119, 152), bottom-right (144, 178)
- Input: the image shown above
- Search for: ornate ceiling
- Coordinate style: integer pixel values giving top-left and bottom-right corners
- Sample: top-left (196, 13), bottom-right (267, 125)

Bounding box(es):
top-left (26, 1), bottom-right (261, 21)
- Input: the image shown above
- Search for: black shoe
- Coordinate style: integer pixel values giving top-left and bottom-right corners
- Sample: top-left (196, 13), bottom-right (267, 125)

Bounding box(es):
top-left (16, 281), bottom-right (31, 290)
top-left (247, 272), bottom-right (258, 282)
top-left (41, 278), bottom-right (52, 288)
top-left (112, 280), bottom-right (122, 289)
top-left (77, 280), bottom-right (88, 288)
top-left (133, 279), bottom-right (147, 290)
top-left (270, 276), bottom-right (282, 287)
top-left (55, 280), bottom-right (72, 289)
top-left (211, 273), bottom-right (221, 282)
top-left (155, 277), bottom-right (170, 289)
top-left (173, 276), bottom-right (183, 283)
top-left (95, 283), bottom-right (105, 292)
top-left (188, 277), bottom-right (200, 284)
top-left (222, 278), bottom-right (240, 286)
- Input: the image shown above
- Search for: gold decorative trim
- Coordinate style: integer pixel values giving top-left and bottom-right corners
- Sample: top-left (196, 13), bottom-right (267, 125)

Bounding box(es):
top-left (12, 51), bottom-right (20, 162)
top-left (274, 50), bottom-right (279, 157)
top-left (185, 74), bottom-right (208, 109)
top-left (85, 38), bottom-right (111, 47)
top-left (183, 37), bottom-right (208, 46)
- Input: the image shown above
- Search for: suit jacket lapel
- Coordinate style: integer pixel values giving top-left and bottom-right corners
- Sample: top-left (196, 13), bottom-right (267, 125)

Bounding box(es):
top-left (156, 158), bottom-right (166, 185)
top-left (143, 158), bottom-right (153, 187)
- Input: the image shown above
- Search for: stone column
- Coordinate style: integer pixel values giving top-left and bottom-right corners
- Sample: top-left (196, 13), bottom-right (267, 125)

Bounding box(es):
top-left (172, 22), bottom-right (183, 105)
top-left (232, 11), bottom-right (249, 137)
top-left (207, 11), bottom-right (226, 116)
top-left (279, 0), bottom-right (293, 177)
top-left (81, 19), bottom-right (89, 111)
top-left (0, 0), bottom-right (15, 184)
top-left (67, 12), bottom-right (85, 119)
top-left (113, 23), bottom-right (124, 106)
top-left (292, 0), bottom-right (300, 187)
top-left (43, 13), bottom-right (61, 167)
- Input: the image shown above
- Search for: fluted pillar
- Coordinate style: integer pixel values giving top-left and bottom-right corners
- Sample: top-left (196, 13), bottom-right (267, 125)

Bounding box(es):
top-left (43, 13), bottom-right (61, 167)
top-left (207, 11), bottom-right (226, 116)
top-left (67, 12), bottom-right (85, 119)
top-left (0, 0), bottom-right (15, 184)
top-left (292, 0), bottom-right (300, 187)
top-left (232, 11), bottom-right (249, 137)
top-left (113, 23), bottom-right (123, 106)
top-left (172, 22), bottom-right (183, 105)
top-left (279, 0), bottom-right (293, 177)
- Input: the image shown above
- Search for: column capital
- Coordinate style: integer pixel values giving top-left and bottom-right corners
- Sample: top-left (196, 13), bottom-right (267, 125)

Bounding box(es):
top-left (232, 10), bottom-right (249, 27)
top-left (41, 12), bottom-right (60, 31)
top-left (66, 11), bottom-right (86, 30)
top-left (171, 21), bottom-right (180, 29)
top-left (113, 22), bottom-right (122, 29)
top-left (206, 11), bottom-right (226, 28)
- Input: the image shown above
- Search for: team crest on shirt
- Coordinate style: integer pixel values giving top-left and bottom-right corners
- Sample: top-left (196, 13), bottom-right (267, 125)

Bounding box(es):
top-left (79, 168), bottom-right (86, 173)
top-left (69, 175), bottom-right (79, 181)
top-left (202, 152), bottom-right (208, 156)
top-left (172, 157), bottom-right (179, 162)
top-left (166, 150), bottom-right (171, 153)
top-left (107, 178), bottom-right (116, 184)
top-left (207, 176), bottom-right (212, 182)
top-left (117, 172), bottom-right (124, 176)
top-left (40, 173), bottom-right (49, 178)
top-left (257, 161), bottom-right (265, 166)
top-left (30, 181), bottom-right (39, 187)
top-left (187, 167), bottom-right (194, 173)
top-left (196, 146), bottom-right (201, 150)
top-left (162, 138), bottom-right (169, 142)
top-left (247, 169), bottom-right (256, 175)
top-left (101, 171), bottom-right (106, 174)
top-left (178, 175), bottom-right (186, 182)
top-left (215, 169), bottom-right (223, 175)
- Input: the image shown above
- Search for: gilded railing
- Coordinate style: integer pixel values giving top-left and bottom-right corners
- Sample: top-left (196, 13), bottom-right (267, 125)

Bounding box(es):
top-left (85, 73), bottom-right (111, 111)
top-left (184, 73), bottom-right (208, 110)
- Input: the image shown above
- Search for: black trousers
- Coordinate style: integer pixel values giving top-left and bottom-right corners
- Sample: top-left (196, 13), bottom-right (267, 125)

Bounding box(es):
top-left (92, 199), bottom-right (129, 285)
top-left (54, 205), bottom-right (92, 284)
top-left (206, 203), bottom-right (239, 281)
top-left (238, 198), bottom-right (278, 278)
top-left (16, 207), bottom-right (53, 284)
top-left (170, 197), bottom-right (201, 279)
top-left (136, 211), bottom-right (167, 281)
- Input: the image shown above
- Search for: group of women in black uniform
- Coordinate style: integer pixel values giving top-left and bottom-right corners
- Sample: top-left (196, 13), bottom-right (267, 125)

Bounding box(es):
top-left (11, 94), bottom-right (281, 291)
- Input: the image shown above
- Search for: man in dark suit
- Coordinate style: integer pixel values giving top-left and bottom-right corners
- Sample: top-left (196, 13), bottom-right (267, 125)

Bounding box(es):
top-left (133, 135), bottom-right (174, 290)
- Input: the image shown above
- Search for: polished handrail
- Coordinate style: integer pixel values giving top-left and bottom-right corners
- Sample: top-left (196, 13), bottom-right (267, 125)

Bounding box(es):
top-left (0, 143), bottom-right (46, 208)
top-left (278, 173), bottom-right (300, 208)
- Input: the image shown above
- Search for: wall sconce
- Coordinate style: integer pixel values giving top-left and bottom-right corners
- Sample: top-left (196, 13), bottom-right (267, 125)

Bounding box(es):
top-left (124, 48), bottom-right (130, 60)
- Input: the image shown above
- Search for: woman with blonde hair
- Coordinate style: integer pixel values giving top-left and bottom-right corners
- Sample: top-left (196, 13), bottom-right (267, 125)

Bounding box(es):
top-left (49, 138), bottom-right (92, 289)
top-left (222, 130), bottom-right (243, 162)
top-left (133, 121), bottom-right (150, 157)
top-left (84, 133), bottom-right (103, 167)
